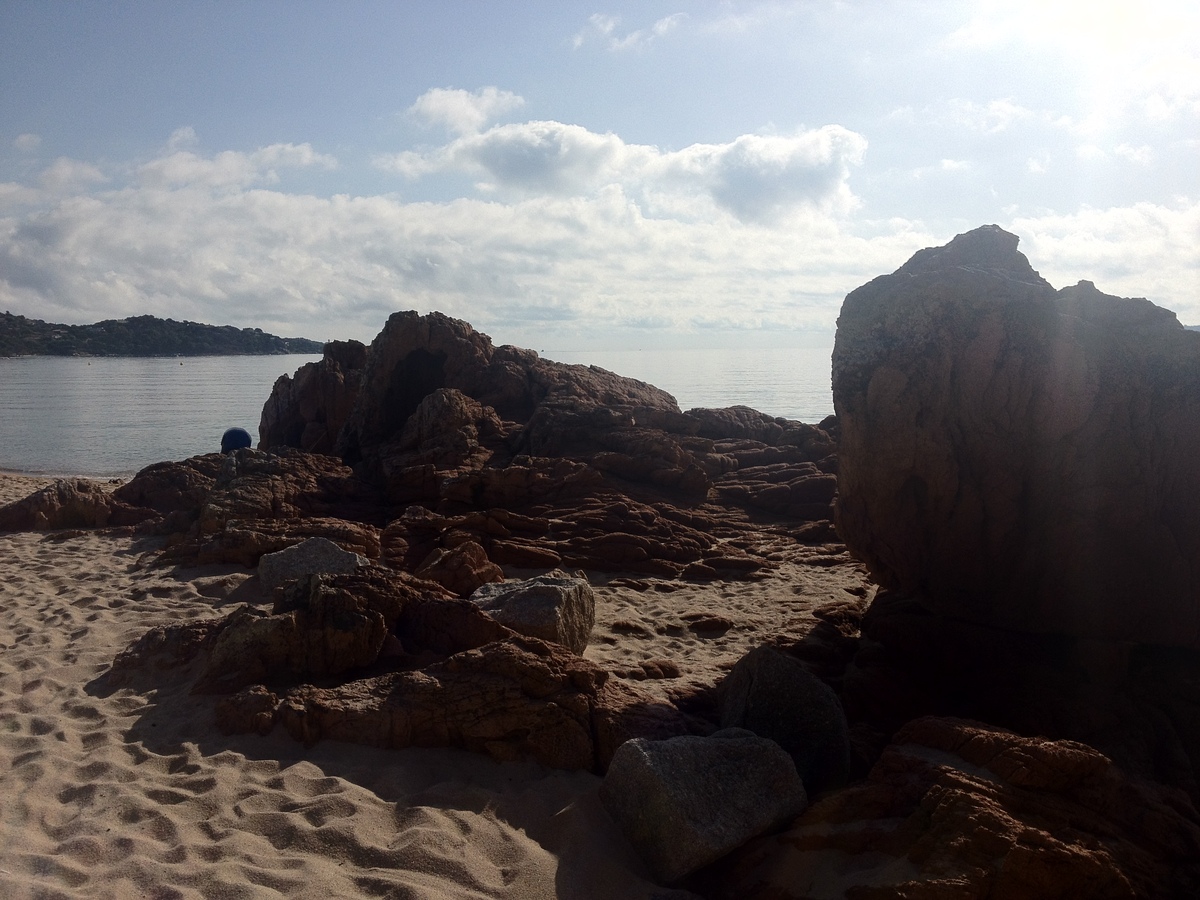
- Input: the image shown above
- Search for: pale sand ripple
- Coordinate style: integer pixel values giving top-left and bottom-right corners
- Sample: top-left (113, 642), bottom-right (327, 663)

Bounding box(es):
top-left (0, 473), bottom-right (868, 899)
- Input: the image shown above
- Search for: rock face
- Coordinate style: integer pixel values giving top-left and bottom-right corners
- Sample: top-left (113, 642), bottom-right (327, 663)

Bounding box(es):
top-left (470, 573), bottom-right (596, 654)
top-left (715, 716), bottom-right (1200, 899)
top-left (719, 645), bottom-right (850, 796)
top-left (600, 728), bottom-right (808, 883)
top-left (833, 225), bottom-right (1200, 649)
top-left (258, 339), bottom-right (367, 453)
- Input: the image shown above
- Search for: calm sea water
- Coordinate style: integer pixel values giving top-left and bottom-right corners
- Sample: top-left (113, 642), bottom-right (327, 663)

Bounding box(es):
top-left (0, 347), bottom-right (834, 477)
top-left (0, 355), bottom-right (321, 477)
top-left (545, 346), bottom-right (834, 423)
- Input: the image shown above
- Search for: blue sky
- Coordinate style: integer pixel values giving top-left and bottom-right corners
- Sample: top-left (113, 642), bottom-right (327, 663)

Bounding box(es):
top-left (1, 1), bottom-right (1197, 349)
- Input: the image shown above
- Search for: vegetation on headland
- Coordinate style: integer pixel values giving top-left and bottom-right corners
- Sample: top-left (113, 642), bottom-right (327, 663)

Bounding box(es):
top-left (0, 311), bottom-right (324, 357)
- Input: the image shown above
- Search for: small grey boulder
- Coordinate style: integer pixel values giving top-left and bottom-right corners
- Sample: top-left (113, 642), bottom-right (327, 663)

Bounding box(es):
top-left (599, 728), bottom-right (807, 883)
top-left (469, 572), bottom-right (595, 654)
top-left (258, 537), bottom-right (367, 592)
top-left (719, 644), bottom-right (851, 796)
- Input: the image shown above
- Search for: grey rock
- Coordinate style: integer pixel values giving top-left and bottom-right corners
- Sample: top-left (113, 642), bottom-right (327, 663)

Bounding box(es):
top-left (719, 645), bottom-right (850, 796)
top-left (470, 573), bottom-right (595, 654)
top-left (599, 728), bottom-right (807, 883)
top-left (258, 537), bottom-right (367, 591)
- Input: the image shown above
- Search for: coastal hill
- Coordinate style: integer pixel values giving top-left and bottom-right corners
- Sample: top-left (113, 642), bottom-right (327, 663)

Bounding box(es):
top-left (0, 311), bottom-right (324, 357)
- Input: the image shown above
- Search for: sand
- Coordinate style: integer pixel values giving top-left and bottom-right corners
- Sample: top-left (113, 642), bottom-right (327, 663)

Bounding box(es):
top-left (0, 473), bottom-right (869, 899)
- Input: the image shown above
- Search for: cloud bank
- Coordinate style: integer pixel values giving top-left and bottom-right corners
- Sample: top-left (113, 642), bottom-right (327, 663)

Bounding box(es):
top-left (381, 90), bottom-right (867, 224)
top-left (2, 84), bottom-right (1197, 349)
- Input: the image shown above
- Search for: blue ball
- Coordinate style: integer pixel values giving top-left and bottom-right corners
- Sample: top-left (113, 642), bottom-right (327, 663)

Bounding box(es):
top-left (220, 427), bottom-right (253, 454)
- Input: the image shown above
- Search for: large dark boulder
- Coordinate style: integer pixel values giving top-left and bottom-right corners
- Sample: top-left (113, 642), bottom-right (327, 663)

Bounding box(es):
top-left (719, 645), bottom-right (851, 796)
top-left (832, 225), bottom-right (1200, 648)
top-left (600, 728), bottom-right (807, 883)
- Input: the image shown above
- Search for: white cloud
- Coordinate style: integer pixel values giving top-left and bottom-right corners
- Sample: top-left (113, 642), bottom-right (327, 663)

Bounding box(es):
top-left (39, 157), bottom-right (107, 193)
top-left (377, 117), bottom-right (867, 223)
top-left (1114, 143), bottom-right (1153, 165)
top-left (1011, 200), bottom-right (1200, 322)
top-left (166, 126), bottom-right (198, 150)
top-left (572, 12), bottom-right (686, 51)
top-left (2, 118), bottom-right (1193, 352)
top-left (0, 139), bottom-right (901, 345)
top-left (407, 87), bottom-right (525, 135)
top-left (137, 143), bottom-right (336, 190)
top-left (13, 133), bottom-right (41, 153)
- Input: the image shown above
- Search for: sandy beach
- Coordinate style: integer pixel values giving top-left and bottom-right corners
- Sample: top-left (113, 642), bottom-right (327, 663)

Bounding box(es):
top-left (0, 472), bottom-right (870, 899)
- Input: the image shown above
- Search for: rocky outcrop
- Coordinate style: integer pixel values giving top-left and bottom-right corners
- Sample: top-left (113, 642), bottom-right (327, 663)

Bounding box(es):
top-left (258, 340), bottom-right (367, 453)
top-left (600, 728), bottom-right (808, 883)
top-left (157, 448), bottom-right (383, 566)
top-left (104, 566), bottom-right (690, 772)
top-left (111, 455), bottom-right (225, 517)
top-left (833, 225), bottom-right (1200, 649)
top-left (471, 573), bottom-right (596, 654)
top-left (714, 716), bottom-right (1200, 899)
top-left (0, 478), bottom-right (147, 531)
top-left (194, 568), bottom-right (460, 694)
top-left (248, 310), bottom-right (838, 578)
top-left (233, 635), bottom-right (689, 772)
top-left (6, 310), bottom-right (839, 580)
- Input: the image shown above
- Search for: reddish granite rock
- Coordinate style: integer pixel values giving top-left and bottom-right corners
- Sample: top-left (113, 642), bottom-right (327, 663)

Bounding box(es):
top-left (191, 568), bottom-right (461, 693)
top-left (234, 634), bottom-right (690, 772)
top-left (182, 517), bottom-right (381, 567)
top-left (113, 455), bottom-right (225, 515)
top-left (414, 540), bottom-right (504, 597)
top-left (818, 588), bottom-right (1200, 803)
top-left (194, 448), bottom-right (371, 534)
top-left (153, 448), bottom-right (384, 565)
top-left (0, 478), bottom-right (155, 531)
top-left (714, 716), bottom-right (1200, 899)
top-left (833, 225), bottom-right (1200, 649)
top-left (98, 564), bottom-right (692, 772)
top-left (259, 340), bottom-right (367, 453)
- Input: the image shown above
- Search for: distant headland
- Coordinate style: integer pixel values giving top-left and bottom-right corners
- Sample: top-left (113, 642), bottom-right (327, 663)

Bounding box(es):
top-left (0, 312), bottom-right (324, 357)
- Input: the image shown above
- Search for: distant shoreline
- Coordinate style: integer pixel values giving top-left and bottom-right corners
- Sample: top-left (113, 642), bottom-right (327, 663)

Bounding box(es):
top-left (0, 351), bottom-right (322, 359)
top-left (1, 311), bottom-right (325, 357)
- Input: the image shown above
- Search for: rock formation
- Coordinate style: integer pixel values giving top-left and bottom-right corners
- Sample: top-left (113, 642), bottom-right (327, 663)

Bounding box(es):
top-left (714, 716), bottom-right (1200, 899)
top-left (833, 224), bottom-right (1200, 649)
top-left (106, 567), bottom-right (690, 773)
top-left (258, 339), bottom-right (367, 453)
top-left (0, 478), bottom-right (154, 531)
top-left (247, 310), bottom-right (839, 579)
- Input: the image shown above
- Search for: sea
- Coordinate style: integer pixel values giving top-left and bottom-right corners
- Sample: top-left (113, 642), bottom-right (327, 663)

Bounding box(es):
top-left (0, 346), bottom-right (834, 477)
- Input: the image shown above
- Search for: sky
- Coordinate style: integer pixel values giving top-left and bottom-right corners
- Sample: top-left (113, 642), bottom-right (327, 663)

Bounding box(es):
top-left (1, 0), bottom-right (1197, 350)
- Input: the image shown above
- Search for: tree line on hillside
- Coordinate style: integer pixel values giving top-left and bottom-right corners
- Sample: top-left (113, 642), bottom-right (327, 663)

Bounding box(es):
top-left (0, 312), bottom-right (325, 357)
